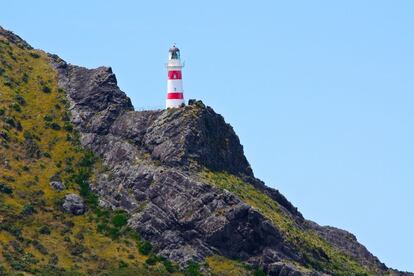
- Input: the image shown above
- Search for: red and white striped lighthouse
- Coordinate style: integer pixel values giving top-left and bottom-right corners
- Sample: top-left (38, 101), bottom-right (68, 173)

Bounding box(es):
top-left (166, 44), bottom-right (185, 108)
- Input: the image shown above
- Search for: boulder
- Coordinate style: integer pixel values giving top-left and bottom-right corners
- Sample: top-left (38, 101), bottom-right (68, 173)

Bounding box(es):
top-left (50, 181), bottom-right (65, 191)
top-left (62, 194), bottom-right (86, 215)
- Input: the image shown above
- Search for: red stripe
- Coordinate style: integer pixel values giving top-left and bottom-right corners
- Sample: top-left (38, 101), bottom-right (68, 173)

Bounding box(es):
top-left (168, 70), bottom-right (182, 80)
top-left (167, 92), bottom-right (184, 99)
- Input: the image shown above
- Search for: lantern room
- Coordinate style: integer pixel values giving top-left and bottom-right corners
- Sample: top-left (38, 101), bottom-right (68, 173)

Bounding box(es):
top-left (169, 45), bottom-right (180, 60)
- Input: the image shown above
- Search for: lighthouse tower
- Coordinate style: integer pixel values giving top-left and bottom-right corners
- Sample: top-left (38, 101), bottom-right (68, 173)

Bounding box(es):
top-left (166, 45), bottom-right (185, 108)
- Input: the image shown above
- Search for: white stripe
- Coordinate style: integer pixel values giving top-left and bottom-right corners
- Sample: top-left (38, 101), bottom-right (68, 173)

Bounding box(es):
top-left (167, 79), bottom-right (183, 92)
top-left (166, 99), bottom-right (185, 108)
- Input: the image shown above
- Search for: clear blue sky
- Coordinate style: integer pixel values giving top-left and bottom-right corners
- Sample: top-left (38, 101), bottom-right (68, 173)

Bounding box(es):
top-left (3, 0), bottom-right (413, 271)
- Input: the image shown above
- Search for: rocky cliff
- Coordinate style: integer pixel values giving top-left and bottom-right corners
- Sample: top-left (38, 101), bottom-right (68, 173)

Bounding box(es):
top-left (50, 55), bottom-right (399, 275)
top-left (1, 26), bottom-right (411, 275)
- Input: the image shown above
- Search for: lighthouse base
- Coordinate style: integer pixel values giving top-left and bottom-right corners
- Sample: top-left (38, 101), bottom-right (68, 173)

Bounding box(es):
top-left (166, 99), bottom-right (185, 109)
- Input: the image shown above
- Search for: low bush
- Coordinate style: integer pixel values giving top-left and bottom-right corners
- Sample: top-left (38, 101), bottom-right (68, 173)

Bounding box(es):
top-left (138, 241), bottom-right (152, 256)
top-left (0, 182), bottom-right (13, 194)
top-left (39, 225), bottom-right (51, 235)
top-left (42, 85), bottom-right (51, 93)
top-left (185, 262), bottom-right (202, 276)
top-left (21, 204), bottom-right (36, 216)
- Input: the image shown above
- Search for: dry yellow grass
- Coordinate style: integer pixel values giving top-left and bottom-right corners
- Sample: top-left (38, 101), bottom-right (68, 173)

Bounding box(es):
top-left (0, 37), bottom-right (176, 275)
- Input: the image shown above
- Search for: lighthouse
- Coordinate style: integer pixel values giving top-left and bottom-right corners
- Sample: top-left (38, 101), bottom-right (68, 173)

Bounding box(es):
top-left (166, 44), bottom-right (185, 108)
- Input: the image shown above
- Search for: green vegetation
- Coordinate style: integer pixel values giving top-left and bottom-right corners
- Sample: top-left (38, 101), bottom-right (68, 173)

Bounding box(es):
top-left (0, 36), bottom-right (179, 275)
top-left (201, 171), bottom-right (371, 275)
top-left (206, 256), bottom-right (252, 276)
top-left (184, 262), bottom-right (202, 276)
top-left (139, 240), bottom-right (153, 255)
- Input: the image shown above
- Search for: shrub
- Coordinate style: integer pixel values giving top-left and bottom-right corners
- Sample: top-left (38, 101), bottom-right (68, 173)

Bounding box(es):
top-left (253, 269), bottom-right (266, 276)
top-left (3, 76), bottom-right (13, 87)
top-left (4, 116), bottom-right (16, 127)
top-left (32, 240), bottom-right (48, 255)
top-left (0, 130), bottom-right (9, 141)
top-left (3, 175), bottom-right (16, 182)
top-left (50, 122), bottom-right (61, 130)
top-left (48, 254), bottom-right (59, 265)
top-left (63, 122), bottom-right (73, 132)
top-left (11, 103), bottom-right (21, 112)
top-left (112, 212), bottom-right (129, 228)
top-left (43, 115), bottom-right (53, 122)
top-left (39, 225), bottom-right (51, 235)
top-left (30, 52), bottom-right (41, 58)
top-left (139, 241), bottom-right (152, 256)
top-left (42, 85), bottom-right (51, 93)
top-left (70, 243), bottom-right (85, 256)
top-left (1, 223), bottom-right (22, 238)
top-left (163, 259), bottom-right (175, 273)
top-left (78, 151), bottom-right (95, 168)
top-left (22, 72), bottom-right (29, 83)
top-left (0, 183), bottom-right (13, 194)
top-left (15, 94), bottom-right (26, 105)
top-left (145, 254), bottom-right (159, 266)
top-left (0, 108), bottom-right (5, 116)
top-left (185, 262), bottom-right (202, 276)
top-left (21, 204), bottom-right (36, 216)
top-left (119, 260), bottom-right (128, 268)
top-left (16, 121), bottom-right (22, 131)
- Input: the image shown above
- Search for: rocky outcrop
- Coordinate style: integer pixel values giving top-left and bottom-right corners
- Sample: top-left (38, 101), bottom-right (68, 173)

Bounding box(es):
top-left (0, 27), bottom-right (32, 50)
top-left (62, 194), bottom-right (86, 215)
top-left (49, 51), bottom-right (404, 275)
top-left (307, 222), bottom-right (388, 272)
top-left (50, 181), bottom-right (65, 191)
top-left (50, 58), bottom-right (308, 270)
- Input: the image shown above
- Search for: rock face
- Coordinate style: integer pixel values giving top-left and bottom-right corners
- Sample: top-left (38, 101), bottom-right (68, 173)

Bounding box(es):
top-left (62, 194), bottom-right (86, 215)
top-left (49, 55), bottom-right (404, 275)
top-left (1, 25), bottom-right (411, 276)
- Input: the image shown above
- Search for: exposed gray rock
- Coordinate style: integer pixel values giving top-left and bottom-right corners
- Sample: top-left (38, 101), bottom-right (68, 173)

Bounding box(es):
top-left (307, 221), bottom-right (388, 273)
top-left (62, 194), bottom-right (86, 215)
top-left (50, 181), bottom-right (65, 191)
top-left (49, 54), bottom-right (403, 275)
top-left (0, 26), bottom-right (32, 49)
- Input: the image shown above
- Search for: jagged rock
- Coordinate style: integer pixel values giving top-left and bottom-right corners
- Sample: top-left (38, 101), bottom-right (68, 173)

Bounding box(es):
top-left (0, 26), bottom-right (32, 49)
top-left (62, 194), bottom-right (86, 215)
top-left (307, 222), bottom-right (388, 271)
top-left (48, 48), bottom-right (409, 275)
top-left (50, 174), bottom-right (66, 191)
top-left (50, 181), bottom-right (65, 191)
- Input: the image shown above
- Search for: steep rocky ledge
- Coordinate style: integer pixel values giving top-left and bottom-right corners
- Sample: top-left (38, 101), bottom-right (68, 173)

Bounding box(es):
top-left (49, 54), bottom-right (406, 276)
top-left (1, 25), bottom-right (412, 275)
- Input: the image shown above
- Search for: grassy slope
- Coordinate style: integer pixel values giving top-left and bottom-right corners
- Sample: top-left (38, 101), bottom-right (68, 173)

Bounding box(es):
top-left (201, 171), bottom-right (374, 275)
top-left (0, 37), bottom-right (180, 275)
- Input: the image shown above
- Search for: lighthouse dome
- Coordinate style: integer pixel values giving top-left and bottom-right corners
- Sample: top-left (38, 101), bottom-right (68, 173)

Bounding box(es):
top-left (169, 45), bottom-right (180, 60)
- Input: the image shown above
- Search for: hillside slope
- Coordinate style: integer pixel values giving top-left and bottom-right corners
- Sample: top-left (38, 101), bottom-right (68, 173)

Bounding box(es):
top-left (0, 26), bottom-right (184, 275)
top-left (0, 26), bottom-right (411, 275)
